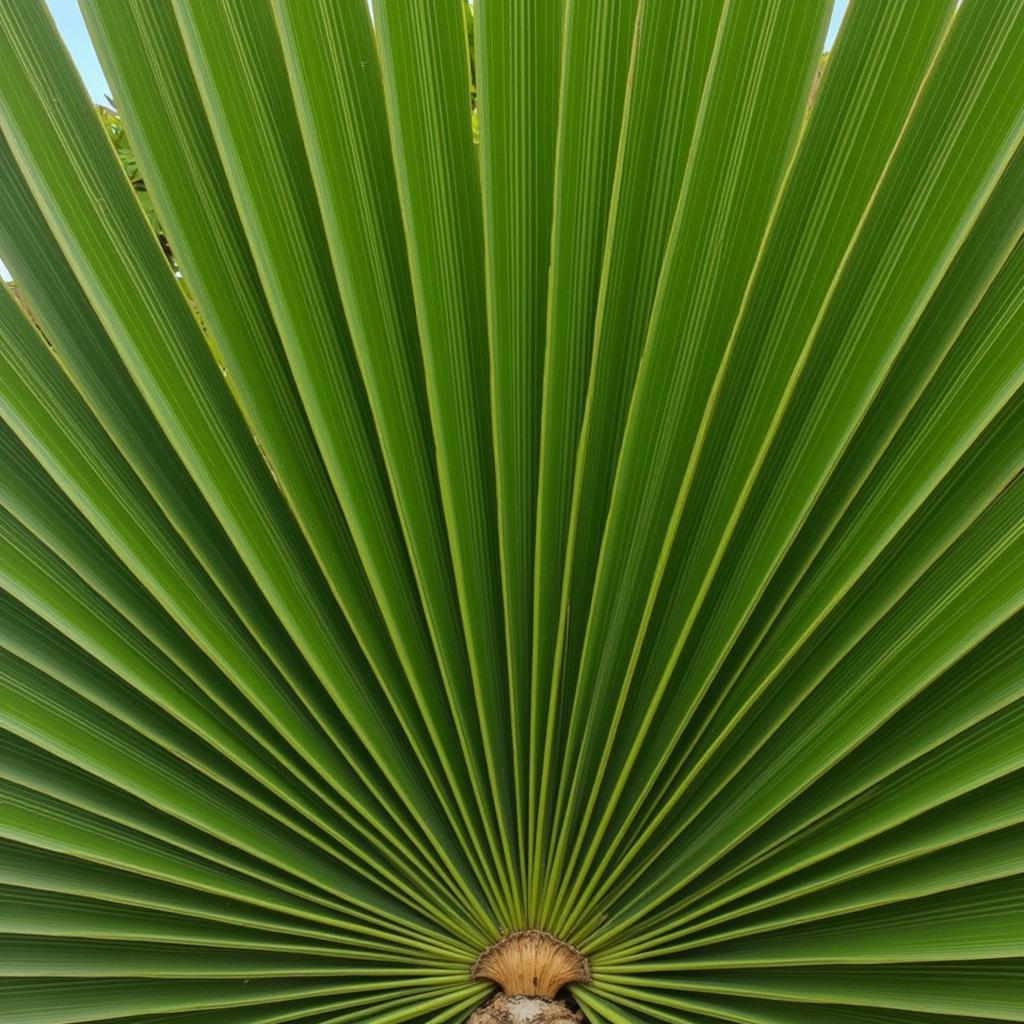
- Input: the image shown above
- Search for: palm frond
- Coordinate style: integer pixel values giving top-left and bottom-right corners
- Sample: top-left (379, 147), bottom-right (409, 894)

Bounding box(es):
top-left (0, 0), bottom-right (1022, 1022)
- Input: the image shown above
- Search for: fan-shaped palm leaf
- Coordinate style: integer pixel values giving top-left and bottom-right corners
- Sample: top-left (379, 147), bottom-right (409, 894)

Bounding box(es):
top-left (0, 1), bottom-right (1022, 1022)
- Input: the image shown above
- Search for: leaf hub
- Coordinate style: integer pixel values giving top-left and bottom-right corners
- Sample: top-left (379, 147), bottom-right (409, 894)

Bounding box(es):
top-left (472, 929), bottom-right (590, 998)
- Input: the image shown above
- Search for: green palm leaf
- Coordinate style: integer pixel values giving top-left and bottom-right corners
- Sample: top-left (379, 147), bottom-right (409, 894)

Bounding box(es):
top-left (0, 0), bottom-right (1022, 1021)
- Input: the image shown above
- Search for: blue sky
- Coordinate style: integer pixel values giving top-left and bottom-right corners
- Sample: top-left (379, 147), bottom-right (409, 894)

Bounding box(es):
top-left (826, 0), bottom-right (850, 50)
top-left (2, 0), bottom-right (850, 283)
top-left (45, 0), bottom-right (111, 103)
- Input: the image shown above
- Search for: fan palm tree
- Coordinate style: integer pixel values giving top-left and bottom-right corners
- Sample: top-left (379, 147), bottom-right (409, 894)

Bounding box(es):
top-left (0, 0), bottom-right (1022, 1022)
